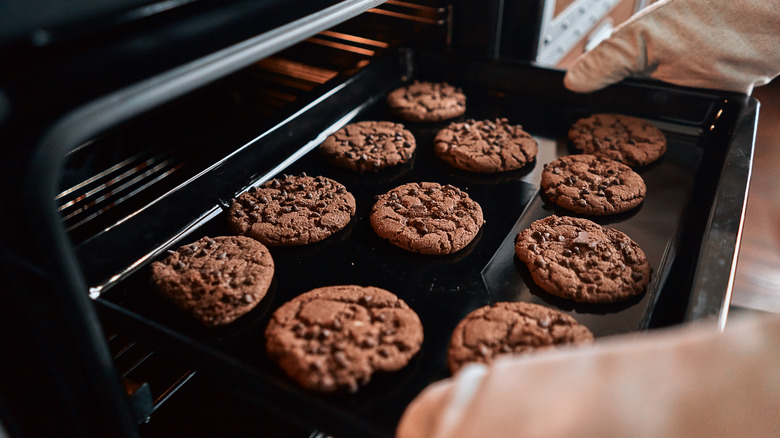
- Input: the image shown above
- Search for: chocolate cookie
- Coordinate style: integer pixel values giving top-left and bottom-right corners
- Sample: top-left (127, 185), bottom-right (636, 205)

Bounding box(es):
top-left (434, 118), bottom-right (538, 173)
top-left (514, 215), bottom-right (651, 303)
top-left (264, 285), bottom-right (423, 393)
top-left (568, 113), bottom-right (666, 167)
top-left (541, 154), bottom-right (646, 215)
top-left (319, 121), bottom-right (416, 173)
top-left (447, 301), bottom-right (594, 373)
top-left (386, 81), bottom-right (466, 122)
top-left (151, 236), bottom-right (274, 327)
top-left (229, 174), bottom-right (356, 247)
top-left (370, 182), bottom-right (484, 255)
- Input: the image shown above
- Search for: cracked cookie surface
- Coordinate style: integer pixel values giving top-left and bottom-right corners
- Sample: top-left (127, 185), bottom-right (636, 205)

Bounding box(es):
top-left (568, 113), bottom-right (666, 167)
top-left (447, 301), bottom-right (593, 373)
top-left (387, 81), bottom-right (466, 122)
top-left (319, 121), bottom-right (416, 173)
top-left (151, 236), bottom-right (274, 327)
top-left (229, 174), bottom-right (356, 247)
top-left (515, 215), bottom-right (651, 303)
top-left (434, 118), bottom-right (538, 173)
top-left (264, 285), bottom-right (423, 393)
top-left (370, 182), bottom-right (484, 255)
top-left (541, 154), bottom-right (646, 215)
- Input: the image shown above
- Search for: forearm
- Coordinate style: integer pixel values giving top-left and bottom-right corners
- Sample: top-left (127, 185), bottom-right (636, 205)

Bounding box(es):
top-left (397, 314), bottom-right (780, 438)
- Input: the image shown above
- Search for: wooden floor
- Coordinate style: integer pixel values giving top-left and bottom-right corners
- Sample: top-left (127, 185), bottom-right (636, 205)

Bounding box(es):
top-left (729, 80), bottom-right (780, 315)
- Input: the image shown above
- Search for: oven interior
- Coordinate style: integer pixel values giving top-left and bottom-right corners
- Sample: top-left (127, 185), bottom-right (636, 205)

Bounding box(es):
top-left (3, 0), bottom-right (756, 437)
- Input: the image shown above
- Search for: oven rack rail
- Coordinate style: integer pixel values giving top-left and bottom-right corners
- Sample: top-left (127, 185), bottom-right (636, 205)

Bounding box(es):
top-left (106, 330), bottom-right (196, 424)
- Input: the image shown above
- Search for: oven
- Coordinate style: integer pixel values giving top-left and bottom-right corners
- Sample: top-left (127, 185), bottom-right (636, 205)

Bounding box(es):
top-left (0, 1), bottom-right (756, 437)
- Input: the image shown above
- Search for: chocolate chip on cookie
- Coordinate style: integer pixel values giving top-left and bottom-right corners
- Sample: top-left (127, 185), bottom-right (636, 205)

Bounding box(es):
top-left (448, 301), bottom-right (593, 373)
top-left (568, 114), bottom-right (666, 167)
top-left (229, 174), bottom-right (356, 247)
top-left (387, 81), bottom-right (466, 122)
top-left (370, 182), bottom-right (484, 255)
top-left (151, 236), bottom-right (274, 327)
top-left (434, 118), bottom-right (538, 173)
top-left (265, 285), bottom-right (423, 393)
top-left (319, 121), bottom-right (416, 173)
top-left (541, 154), bottom-right (646, 215)
top-left (515, 215), bottom-right (651, 303)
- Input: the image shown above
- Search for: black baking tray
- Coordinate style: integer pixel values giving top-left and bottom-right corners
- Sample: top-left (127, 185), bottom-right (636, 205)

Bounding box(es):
top-left (94, 49), bottom-right (756, 437)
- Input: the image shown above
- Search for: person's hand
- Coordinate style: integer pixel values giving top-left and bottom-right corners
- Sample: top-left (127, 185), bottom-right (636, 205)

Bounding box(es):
top-left (396, 314), bottom-right (780, 438)
top-left (564, 0), bottom-right (780, 94)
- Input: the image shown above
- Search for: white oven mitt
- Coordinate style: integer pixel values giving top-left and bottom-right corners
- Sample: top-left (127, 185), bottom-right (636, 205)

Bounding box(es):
top-left (396, 314), bottom-right (780, 438)
top-left (563, 0), bottom-right (780, 94)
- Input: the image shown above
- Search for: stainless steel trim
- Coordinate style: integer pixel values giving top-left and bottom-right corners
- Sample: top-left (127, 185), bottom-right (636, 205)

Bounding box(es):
top-left (686, 98), bottom-right (759, 330)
